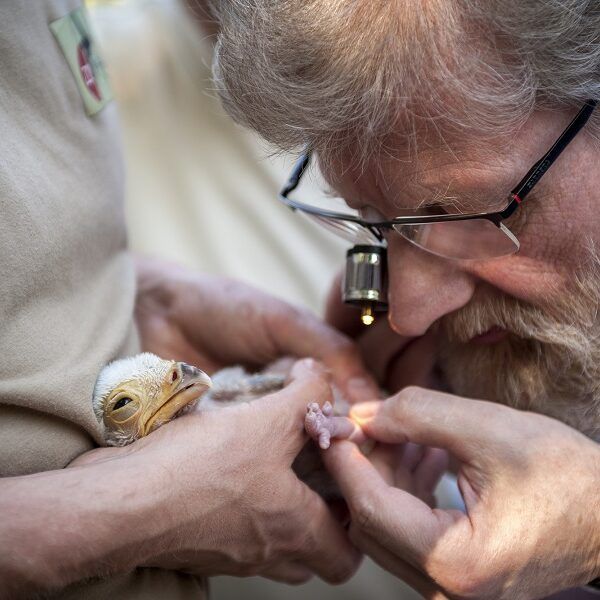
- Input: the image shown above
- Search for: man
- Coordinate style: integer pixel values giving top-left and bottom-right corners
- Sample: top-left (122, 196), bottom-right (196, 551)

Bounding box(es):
top-left (208, 0), bottom-right (600, 596)
top-left (0, 2), bottom-right (376, 597)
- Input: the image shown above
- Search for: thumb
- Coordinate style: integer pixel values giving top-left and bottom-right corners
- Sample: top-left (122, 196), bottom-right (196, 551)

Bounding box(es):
top-left (351, 387), bottom-right (509, 463)
top-left (262, 359), bottom-right (334, 454)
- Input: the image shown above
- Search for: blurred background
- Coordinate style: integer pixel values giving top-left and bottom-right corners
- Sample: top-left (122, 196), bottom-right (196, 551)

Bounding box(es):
top-left (87, 1), bottom-right (427, 597)
top-left (88, 0), bottom-right (348, 314)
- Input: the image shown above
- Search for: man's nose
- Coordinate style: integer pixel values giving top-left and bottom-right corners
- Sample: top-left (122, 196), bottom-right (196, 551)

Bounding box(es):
top-left (386, 236), bottom-right (475, 336)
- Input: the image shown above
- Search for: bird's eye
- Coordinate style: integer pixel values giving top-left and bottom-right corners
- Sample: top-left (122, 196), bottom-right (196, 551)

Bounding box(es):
top-left (172, 370), bottom-right (178, 382)
top-left (113, 397), bottom-right (133, 411)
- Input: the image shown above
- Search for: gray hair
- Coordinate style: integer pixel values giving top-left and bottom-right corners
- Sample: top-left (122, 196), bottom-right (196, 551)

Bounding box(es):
top-left (208, 0), bottom-right (600, 162)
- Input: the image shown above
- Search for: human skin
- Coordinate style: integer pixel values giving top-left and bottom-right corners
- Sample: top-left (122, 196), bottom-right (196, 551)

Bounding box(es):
top-left (0, 361), bottom-right (362, 597)
top-left (324, 388), bottom-right (600, 599)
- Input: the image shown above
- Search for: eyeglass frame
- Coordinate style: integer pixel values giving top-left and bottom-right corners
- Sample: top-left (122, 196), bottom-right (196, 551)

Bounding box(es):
top-left (279, 100), bottom-right (597, 247)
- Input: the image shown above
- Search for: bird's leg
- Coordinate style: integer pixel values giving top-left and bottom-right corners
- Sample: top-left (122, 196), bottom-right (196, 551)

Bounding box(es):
top-left (304, 402), bottom-right (364, 450)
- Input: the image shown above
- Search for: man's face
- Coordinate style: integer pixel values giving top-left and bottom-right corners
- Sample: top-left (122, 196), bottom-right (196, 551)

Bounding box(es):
top-left (323, 109), bottom-right (600, 439)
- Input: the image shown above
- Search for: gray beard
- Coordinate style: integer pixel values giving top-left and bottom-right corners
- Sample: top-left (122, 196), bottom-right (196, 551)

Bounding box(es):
top-left (439, 334), bottom-right (600, 442)
top-left (437, 272), bottom-right (600, 442)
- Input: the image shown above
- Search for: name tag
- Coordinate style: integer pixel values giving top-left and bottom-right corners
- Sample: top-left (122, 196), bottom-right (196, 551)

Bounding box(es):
top-left (50, 7), bottom-right (112, 116)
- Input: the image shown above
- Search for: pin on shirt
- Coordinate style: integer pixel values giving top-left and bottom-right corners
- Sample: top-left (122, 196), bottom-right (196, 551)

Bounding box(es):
top-left (50, 6), bottom-right (112, 116)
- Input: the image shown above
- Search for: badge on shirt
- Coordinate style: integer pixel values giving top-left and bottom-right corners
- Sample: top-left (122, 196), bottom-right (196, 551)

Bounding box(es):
top-left (50, 7), bottom-right (112, 116)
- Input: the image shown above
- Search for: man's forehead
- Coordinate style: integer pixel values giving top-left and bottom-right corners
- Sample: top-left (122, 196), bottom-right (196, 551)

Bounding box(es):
top-left (318, 108), bottom-right (570, 214)
top-left (319, 143), bottom-right (515, 214)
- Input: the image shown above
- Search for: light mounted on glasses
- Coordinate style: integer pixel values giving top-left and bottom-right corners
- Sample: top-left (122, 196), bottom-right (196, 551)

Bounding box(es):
top-left (278, 100), bottom-right (597, 324)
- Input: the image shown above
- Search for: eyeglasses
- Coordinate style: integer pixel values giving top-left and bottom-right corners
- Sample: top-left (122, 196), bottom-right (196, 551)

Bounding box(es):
top-left (279, 100), bottom-right (597, 261)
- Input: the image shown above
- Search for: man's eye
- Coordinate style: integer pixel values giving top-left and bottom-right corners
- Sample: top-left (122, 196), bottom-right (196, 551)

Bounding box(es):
top-left (113, 397), bottom-right (133, 411)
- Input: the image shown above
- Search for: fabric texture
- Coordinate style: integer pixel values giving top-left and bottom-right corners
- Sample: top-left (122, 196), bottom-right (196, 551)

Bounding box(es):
top-left (0, 2), bottom-right (204, 597)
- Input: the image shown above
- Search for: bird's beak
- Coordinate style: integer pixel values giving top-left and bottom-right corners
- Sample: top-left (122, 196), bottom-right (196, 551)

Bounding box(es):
top-left (179, 363), bottom-right (213, 390)
top-left (144, 363), bottom-right (212, 435)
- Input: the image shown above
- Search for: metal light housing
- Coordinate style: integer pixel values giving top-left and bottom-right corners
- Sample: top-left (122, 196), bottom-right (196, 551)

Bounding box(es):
top-left (342, 245), bottom-right (388, 325)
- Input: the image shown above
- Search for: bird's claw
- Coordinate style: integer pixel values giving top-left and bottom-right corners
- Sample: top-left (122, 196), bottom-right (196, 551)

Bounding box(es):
top-left (305, 400), bottom-right (363, 450)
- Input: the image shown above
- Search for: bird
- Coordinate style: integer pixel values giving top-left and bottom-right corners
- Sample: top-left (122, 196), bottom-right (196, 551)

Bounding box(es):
top-left (92, 353), bottom-right (290, 446)
top-left (92, 353), bottom-right (362, 497)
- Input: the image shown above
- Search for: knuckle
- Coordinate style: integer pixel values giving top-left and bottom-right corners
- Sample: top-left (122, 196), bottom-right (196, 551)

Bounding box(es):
top-left (290, 527), bottom-right (317, 556)
top-left (352, 493), bottom-right (382, 531)
top-left (283, 501), bottom-right (318, 555)
top-left (387, 386), bottom-right (425, 418)
top-left (398, 385), bottom-right (426, 404)
top-left (320, 548), bottom-right (361, 586)
top-left (287, 572), bottom-right (313, 586)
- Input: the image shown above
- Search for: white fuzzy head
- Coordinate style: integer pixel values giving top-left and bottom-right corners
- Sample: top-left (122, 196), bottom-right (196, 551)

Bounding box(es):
top-left (92, 353), bottom-right (212, 446)
top-left (92, 353), bottom-right (173, 423)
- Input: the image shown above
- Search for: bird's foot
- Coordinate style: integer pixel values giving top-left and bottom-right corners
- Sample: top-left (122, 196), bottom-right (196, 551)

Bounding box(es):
top-left (304, 401), bottom-right (362, 450)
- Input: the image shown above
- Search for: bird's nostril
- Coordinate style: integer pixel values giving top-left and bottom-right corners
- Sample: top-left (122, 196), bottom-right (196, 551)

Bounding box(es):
top-left (181, 363), bottom-right (199, 378)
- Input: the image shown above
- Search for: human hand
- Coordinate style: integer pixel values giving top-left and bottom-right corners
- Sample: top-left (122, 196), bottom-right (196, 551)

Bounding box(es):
top-left (135, 257), bottom-right (378, 403)
top-left (324, 388), bottom-right (600, 599)
top-left (325, 273), bottom-right (440, 393)
top-left (83, 360), bottom-right (361, 584)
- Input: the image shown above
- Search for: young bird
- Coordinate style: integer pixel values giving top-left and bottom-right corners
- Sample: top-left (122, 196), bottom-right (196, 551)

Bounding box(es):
top-left (92, 353), bottom-right (361, 497)
top-left (92, 353), bottom-right (294, 446)
top-left (93, 353), bottom-right (213, 446)
top-left (93, 352), bottom-right (357, 448)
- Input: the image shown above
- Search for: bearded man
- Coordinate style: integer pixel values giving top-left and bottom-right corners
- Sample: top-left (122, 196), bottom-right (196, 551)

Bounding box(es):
top-left (209, 1), bottom-right (600, 597)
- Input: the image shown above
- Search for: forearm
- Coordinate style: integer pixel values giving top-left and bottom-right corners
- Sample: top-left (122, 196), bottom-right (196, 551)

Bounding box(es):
top-left (0, 452), bottom-right (175, 597)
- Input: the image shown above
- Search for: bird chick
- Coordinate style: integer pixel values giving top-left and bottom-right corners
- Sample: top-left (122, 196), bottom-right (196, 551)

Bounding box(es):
top-left (93, 354), bottom-right (362, 499)
top-left (93, 353), bottom-right (359, 453)
top-left (93, 353), bottom-right (212, 446)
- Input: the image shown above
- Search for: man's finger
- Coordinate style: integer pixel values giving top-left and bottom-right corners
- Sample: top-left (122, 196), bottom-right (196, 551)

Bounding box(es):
top-left (261, 359), bottom-right (334, 454)
top-left (366, 444), bottom-right (404, 487)
top-left (323, 440), bottom-right (390, 503)
top-left (268, 304), bottom-right (380, 404)
top-left (322, 440), bottom-right (444, 562)
top-left (293, 479), bottom-right (363, 584)
top-left (351, 387), bottom-right (511, 462)
top-left (352, 530), bottom-right (449, 600)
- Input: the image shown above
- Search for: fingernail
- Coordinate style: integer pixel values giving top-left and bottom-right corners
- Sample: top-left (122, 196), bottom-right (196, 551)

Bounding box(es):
top-left (350, 401), bottom-right (380, 422)
top-left (294, 358), bottom-right (324, 375)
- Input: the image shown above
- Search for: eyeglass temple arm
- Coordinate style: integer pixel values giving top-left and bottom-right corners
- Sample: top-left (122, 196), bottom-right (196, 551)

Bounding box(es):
top-left (504, 100), bottom-right (597, 217)
top-left (281, 153), bottom-right (311, 198)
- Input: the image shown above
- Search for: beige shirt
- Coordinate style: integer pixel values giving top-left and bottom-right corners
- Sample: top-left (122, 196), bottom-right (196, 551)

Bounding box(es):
top-left (0, 2), bottom-right (204, 597)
